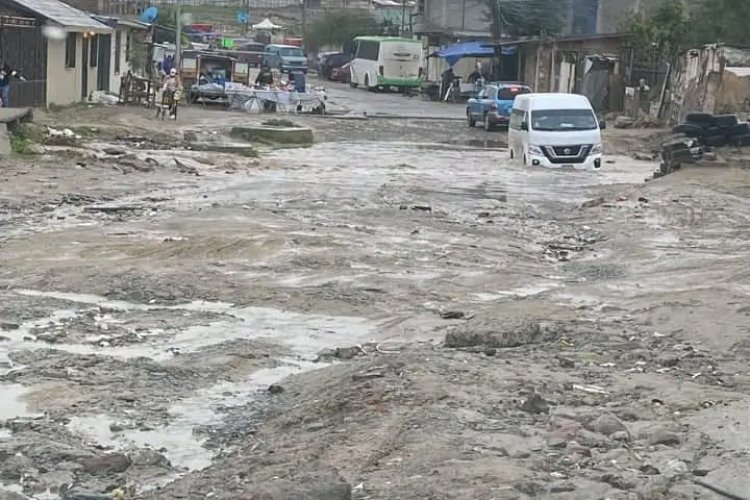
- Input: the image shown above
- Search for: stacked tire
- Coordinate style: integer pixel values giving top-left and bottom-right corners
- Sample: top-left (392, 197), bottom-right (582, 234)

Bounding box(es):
top-left (672, 113), bottom-right (750, 148)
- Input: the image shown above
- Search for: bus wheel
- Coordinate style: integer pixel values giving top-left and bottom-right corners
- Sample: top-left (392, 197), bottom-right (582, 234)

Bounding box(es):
top-left (364, 74), bottom-right (370, 89)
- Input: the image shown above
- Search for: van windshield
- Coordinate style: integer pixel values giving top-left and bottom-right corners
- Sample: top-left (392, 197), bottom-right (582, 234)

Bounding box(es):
top-left (531, 109), bottom-right (598, 131)
top-left (278, 47), bottom-right (304, 57)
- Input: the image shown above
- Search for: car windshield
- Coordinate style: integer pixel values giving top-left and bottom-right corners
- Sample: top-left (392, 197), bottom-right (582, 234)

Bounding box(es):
top-left (279, 47), bottom-right (303, 57)
top-left (327, 54), bottom-right (350, 66)
top-left (497, 87), bottom-right (530, 101)
top-left (530, 109), bottom-right (598, 131)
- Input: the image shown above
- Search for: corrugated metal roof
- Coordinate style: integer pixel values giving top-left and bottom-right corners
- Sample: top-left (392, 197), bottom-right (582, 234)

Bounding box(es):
top-left (9, 0), bottom-right (111, 32)
top-left (92, 15), bottom-right (149, 30)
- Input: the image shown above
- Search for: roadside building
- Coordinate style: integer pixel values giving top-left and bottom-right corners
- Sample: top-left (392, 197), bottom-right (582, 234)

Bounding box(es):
top-left (92, 15), bottom-right (148, 95)
top-left (511, 33), bottom-right (629, 113)
top-left (0, 0), bottom-right (111, 107)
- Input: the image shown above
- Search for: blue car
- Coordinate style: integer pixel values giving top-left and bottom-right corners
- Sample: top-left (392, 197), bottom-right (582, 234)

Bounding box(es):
top-left (467, 83), bottom-right (532, 131)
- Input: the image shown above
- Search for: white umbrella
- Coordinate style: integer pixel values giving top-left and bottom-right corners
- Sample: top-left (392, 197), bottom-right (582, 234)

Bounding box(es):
top-left (252, 18), bottom-right (282, 30)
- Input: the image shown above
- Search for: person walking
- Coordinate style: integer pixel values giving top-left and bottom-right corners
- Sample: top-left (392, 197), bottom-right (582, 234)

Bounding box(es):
top-left (0, 65), bottom-right (20, 107)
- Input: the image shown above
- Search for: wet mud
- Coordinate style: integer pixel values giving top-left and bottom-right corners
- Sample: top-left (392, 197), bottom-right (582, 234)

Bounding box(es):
top-left (2, 95), bottom-right (750, 499)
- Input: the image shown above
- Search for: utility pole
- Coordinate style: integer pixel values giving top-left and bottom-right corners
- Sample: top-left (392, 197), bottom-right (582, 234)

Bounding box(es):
top-left (300, 0), bottom-right (306, 51)
top-left (243, 0), bottom-right (249, 37)
top-left (174, 0), bottom-right (182, 68)
top-left (400, 0), bottom-right (406, 36)
top-left (492, 0), bottom-right (502, 80)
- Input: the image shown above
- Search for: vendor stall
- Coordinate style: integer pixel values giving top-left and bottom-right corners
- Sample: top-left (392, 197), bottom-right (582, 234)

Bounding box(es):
top-left (181, 51), bottom-right (250, 89)
top-left (224, 82), bottom-right (326, 114)
top-left (427, 41), bottom-right (518, 101)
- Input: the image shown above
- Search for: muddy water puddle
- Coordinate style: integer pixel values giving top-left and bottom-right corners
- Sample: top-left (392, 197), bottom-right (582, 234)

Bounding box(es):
top-left (67, 357), bottom-right (320, 479)
top-left (1, 290), bottom-right (376, 491)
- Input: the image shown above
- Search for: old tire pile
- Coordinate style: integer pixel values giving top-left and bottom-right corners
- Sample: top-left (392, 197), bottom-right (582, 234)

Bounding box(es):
top-left (672, 113), bottom-right (750, 148)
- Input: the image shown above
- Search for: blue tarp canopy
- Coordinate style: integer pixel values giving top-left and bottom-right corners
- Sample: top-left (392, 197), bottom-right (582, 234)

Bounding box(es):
top-left (435, 41), bottom-right (517, 67)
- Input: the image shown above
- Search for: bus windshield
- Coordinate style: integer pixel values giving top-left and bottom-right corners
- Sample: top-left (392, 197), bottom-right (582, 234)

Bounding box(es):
top-left (530, 109), bottom-right (598, 131)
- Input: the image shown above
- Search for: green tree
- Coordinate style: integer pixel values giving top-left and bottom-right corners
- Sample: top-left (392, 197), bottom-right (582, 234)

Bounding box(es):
top-left (306, 10), bottom-right (380, 52)
top-left (624, 0), bottom-right (686, 61)
top-left (687, 0), bottom-right (750, 46)
top-left (484, 0), bottom-right (565, 41)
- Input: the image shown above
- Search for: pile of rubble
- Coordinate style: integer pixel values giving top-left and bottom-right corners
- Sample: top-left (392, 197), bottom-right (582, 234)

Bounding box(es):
top-left (672, 113), bottom-right (750, 148)
top-left (653, 113), bottom-right (750, 178)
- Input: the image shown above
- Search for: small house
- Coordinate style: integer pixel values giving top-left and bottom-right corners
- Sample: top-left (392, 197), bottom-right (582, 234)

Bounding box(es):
top-left (92, 16), bottom-right (148, 95)
top-left (0, 0), bottom-right (112, 107)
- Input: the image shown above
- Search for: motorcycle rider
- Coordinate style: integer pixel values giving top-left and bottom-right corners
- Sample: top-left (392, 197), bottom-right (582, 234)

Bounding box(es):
top-left (161, 68), bottom-right (182, 119)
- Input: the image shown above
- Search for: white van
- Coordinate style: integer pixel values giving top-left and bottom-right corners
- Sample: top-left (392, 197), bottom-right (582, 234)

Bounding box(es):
top-left (349, 36), bottom-right (423, 91)
top-left (508, 93), bottom-right (606, 170)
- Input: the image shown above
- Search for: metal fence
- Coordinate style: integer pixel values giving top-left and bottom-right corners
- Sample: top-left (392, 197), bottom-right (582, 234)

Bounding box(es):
top-left (5, 79), bottom-right (46, 108)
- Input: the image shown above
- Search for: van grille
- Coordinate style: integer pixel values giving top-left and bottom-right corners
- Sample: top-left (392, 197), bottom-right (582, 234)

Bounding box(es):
top-left (543, 145), bottom-right (592, 164)
top-left (551, 145), bottom-right (582, 156)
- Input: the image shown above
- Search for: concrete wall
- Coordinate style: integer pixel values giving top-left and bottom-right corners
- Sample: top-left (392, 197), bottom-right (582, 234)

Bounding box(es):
top-left (108, 27), bottom-right (133, 95)
top-left (86, 37), bottom-right (98, 99)
top-left (47, 33), bottom-right (105, 106)
top-left (46, 35), bottom-right (81, 106)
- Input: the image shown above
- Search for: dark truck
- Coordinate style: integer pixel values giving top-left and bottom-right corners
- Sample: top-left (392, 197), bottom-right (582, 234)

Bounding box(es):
top-left (232, 42), bottom-right (266, 67)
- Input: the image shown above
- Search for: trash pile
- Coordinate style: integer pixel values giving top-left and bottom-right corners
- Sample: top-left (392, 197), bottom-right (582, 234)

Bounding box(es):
top-left (672, 113), bottom-right (750, 148)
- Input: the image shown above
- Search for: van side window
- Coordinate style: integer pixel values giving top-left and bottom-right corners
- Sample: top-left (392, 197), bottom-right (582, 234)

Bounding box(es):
top-left (357, 41), bottom-right (379, 61)
top-left (510, 109), bottom-right (525, 130)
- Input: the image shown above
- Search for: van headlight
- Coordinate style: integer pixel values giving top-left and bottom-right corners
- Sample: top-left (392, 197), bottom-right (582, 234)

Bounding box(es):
top-left (590, 143), bottom-right (603, 155)
top-left (528, 145), bottom-right (544, 156)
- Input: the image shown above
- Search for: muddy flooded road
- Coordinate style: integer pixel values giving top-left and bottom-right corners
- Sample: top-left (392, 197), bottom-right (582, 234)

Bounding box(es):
top-left (2, 101), bottom-right (750, 499)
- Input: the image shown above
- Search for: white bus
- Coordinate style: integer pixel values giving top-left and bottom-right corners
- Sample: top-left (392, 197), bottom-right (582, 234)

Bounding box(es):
top-left (349, 36), bottom-right (423, 91)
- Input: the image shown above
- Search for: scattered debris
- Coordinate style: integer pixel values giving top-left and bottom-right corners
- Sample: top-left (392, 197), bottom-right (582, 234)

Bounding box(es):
top-left (352, 366), bottom-right (387, 381)
top-left (580, 197), bottom-right (605, 209)
top-left (268, 384), bottom-right (285, 395)
top-left (438, 310), bottom-right (473, 320)
top-left (572, 384), bottom-right (609, 395)
top-left (521, 393), bottom-right (550, 414)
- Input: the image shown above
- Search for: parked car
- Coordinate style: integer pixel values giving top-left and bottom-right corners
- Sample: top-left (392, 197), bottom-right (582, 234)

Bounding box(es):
top-left (508, 93), bottom-right (606, 171)
top-left (331, 62), bottom-right (351, 83)
top-left (264, 44), bottom-right (308, 74)
top-left (316, 51), bottom-right (340, 74)
top-left (467, 83), bottom-right (531, 131)
top-left (321, 53), bottom-right (352, 80)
